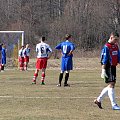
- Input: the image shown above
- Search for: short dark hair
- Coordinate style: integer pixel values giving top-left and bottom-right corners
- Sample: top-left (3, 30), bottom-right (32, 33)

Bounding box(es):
top-left (111, 31), bottom-right (119, 37)
top-left (65, 34), bottom-right (72, 40)
top-left (41, 36), bottom-right (46, 41)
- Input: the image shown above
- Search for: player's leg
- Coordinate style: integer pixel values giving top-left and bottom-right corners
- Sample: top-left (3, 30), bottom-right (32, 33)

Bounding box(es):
top-left (107, 66), bottom-right (120, 110)
top-left (1, 64), bottom-right (4, 71)
top-left (64, 71), bottom-right (70, 87)
top-left (1, 57), bottom-right (6, 71)
top-left (39, 58), bottom-right (47, 85)
top-left (32, 58), bottom-right (40, 84)
top-left (24, 61), bottom-right (28, 70)
top-left (32, 69), bottom-right (39, 84)
top-left (63, 57), bottom-right (72, 87)
top-left (24, 56), bottom-right (29, 70)
top-left (57, 71), bottom-right (64, 87)
top-left (94, 64), bottom-right (110, 109)
top-left (57, 57), bottom-right (64, 87)
top-left (40, 69), bottom-right (46, 85)
top-left (19, 57), bottom-right (24, 71)
top-left (94, 87), bottom-right (108, 109)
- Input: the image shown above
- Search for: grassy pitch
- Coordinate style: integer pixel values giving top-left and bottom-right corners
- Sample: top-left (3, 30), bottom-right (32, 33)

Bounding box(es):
top-left (0, 59), bottom-right (120, 119)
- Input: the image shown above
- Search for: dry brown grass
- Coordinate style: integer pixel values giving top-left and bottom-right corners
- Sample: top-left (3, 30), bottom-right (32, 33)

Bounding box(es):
top-left (1, 58), bottom-right (120, 120)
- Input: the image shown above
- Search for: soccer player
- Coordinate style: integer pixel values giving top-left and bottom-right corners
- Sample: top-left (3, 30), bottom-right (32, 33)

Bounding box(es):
top-left (55, 34), bottom-right (75, 87)
top-left (1, 44), bottom-right (7, 71)
top-left (94, 31), bottom-right (120, 110)
top-left (23, 44), bottom-right (30, 71)
top-left (0, 43), bottom-right (3, 70)
top-left (32, 36), bottom-right (52, 85)
top-left (18, 46), bottom-right (24, 71)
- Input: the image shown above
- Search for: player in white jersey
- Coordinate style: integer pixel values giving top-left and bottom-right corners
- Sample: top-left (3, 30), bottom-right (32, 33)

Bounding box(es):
top-left (23, 44), bottom-right (30, 70)
top-left (32, 36), bottom-right (52, 85)
top-left (18, 46), bottom-right (24, 71)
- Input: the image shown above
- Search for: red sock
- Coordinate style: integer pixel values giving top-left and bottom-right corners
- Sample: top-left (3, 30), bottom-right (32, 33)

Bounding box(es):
top-left (41, 73), bottom-right (45, 82)
top-left (33, 73), bottom-right (38, 81)
top-left (24, 64), bottom-right (27, 70)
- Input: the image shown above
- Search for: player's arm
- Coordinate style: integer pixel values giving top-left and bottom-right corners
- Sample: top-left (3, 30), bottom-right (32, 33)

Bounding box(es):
top-left (55, 43), bottom-right (61, 50)
top-left (36, 44), bottom-right (39, 53)
top-left (117, 48), bottom-right (120, 63)
top-left (101, 46), bottom-right (109, 79)
top-left (19, 50), bottom-right (22, 57)
top-left (68, 43), bottom-right (75, 55)
top-left (47, 46), bottom-right (52, 59)
top-left (23, 49), bottom-right (26, 57)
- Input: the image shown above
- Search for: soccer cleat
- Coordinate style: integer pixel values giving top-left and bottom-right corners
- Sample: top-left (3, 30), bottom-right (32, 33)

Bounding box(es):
top-left (64, 84), bottom-right (70, 87)
top-left (57, 84), bottom-right (61, 87)
top-left (94, 99), bottom-right (103, 109)
top-left (32, 80), bottom-right (36, 84)
top-left (112, 104), bottom-right (120, 110)
top-left (41, 82), bottom-right (45, 85)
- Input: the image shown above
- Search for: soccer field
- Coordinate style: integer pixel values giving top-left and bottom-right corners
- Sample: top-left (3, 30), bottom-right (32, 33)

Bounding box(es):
top-left (0, 60), bottom-right (120, 119)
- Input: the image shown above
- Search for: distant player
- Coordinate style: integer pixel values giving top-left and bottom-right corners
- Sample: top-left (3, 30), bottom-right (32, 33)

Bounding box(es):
top-left (1, 44), bottom-right (7, 71)
top-left (0, 43), bottom-right (3, 70)
top-left (18, 46), bottom-right (24, 71)
top-left (55, 34), bottom-right (75, 87)
top-left (32, 36), bottom-right (52, 85)
top-left (94, 31), bottom-right (120, 110)
top-left (23, 44), bottom-right (30, 70)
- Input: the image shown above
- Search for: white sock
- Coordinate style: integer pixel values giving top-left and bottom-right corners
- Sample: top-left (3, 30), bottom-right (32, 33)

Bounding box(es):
top-left (108, 87), bottom-right (116, 106)
top-left (97, 87), bottom-right (108, 102)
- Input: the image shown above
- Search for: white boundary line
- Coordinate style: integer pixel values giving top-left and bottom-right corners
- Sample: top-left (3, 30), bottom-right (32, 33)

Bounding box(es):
top-left (0, 96), bottom-right (97, 99)
top-left (0, 96), bottom-right (120, 99)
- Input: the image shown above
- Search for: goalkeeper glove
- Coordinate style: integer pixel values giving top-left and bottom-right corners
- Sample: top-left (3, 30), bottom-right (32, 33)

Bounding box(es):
top-left (101, 69), bottom-right (108, 79)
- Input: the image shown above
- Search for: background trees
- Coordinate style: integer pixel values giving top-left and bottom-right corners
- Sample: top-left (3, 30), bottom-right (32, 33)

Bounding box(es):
top-left (0, 0), bottom-right (119, 51)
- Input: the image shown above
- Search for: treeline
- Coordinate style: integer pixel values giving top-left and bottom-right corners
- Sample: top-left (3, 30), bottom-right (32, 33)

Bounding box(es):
top-left (0, 0), bottom-right (120, 50)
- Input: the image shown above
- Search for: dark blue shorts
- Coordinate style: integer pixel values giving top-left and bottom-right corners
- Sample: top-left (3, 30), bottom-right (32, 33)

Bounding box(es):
top-left (1, 57), bottom-right (6, 64)
top-left (61, 57), bottom-right (73, 71)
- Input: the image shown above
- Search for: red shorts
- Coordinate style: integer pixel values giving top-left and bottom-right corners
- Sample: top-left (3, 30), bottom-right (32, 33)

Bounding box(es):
top-left (19, 57), bottom-right (24, 63)
top-left (36, 58), bottom-right (48, 70)
top-left (24, 56), bottom-right (29, 62)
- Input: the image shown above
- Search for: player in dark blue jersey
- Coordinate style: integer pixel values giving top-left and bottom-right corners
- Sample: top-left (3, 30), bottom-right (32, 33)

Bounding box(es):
top-left (1, 44), bottom-right (6, 71)
top-left (94, 31), bottom-right (120, 110)
top-left (55, 34), bottom-right (75, 87)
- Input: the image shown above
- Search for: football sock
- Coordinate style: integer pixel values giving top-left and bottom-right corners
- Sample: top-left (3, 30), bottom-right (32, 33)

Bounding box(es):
top-left (33, 73), bottom-right (38, 81)
top-left (108, 87), bottom-right (116, 106)
top-left (41, 72), bottom-right (45, 83)
top-left (59, 73), bottom-right (63, 84)
top-left (1, 65), bottom-right (4, 70)
top-left (20, 63), bottom-right (24, 70)
top-left (97, 87), bottom-right (108, 102)
top-left (24, 64), bottom-right (27, 70)
top-left (64, 73), bottom-right (69, 85)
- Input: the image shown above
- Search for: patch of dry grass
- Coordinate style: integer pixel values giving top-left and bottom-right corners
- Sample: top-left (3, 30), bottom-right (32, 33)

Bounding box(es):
top-left (1, 58), bottom-right (120, 120)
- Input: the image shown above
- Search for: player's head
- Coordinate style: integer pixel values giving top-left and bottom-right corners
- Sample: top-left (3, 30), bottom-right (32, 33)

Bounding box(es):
top-left (0, 43), bottom-right (3, 46)
top-left (21, 45), bottom-right (24, 49)
top-left (65, 34), bottom-right (72, 40)
top-left (110, 31), bottom-right (119, 43)
top-left (26, 44), bottom-right (29, 48)
top-left (2, 43), bottom-right (6, 48)
top-left (39, 36), bottom-right (46, 42)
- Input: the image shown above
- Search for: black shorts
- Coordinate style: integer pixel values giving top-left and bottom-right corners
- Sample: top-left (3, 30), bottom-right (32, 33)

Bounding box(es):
top-left (105, 64), bottom-right (116, 83)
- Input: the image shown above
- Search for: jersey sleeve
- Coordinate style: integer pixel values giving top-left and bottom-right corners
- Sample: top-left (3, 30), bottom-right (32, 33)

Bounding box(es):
top-left (47, 45), bottom-right (52, 53)
top-left (23, 49), bottom-right (26, 56)
top-left (36, 44), bottom-right (38, 52)
top-left (55, 43), bottom-right (61, 50)
top-left (19, 50), bottom-right (22, 57)
top-left (118, 49), bottom-right (120, 63)
top-left (101, 45), bottom-right (110, 65)
top-left (70, 43), bottom-right (75, 51)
